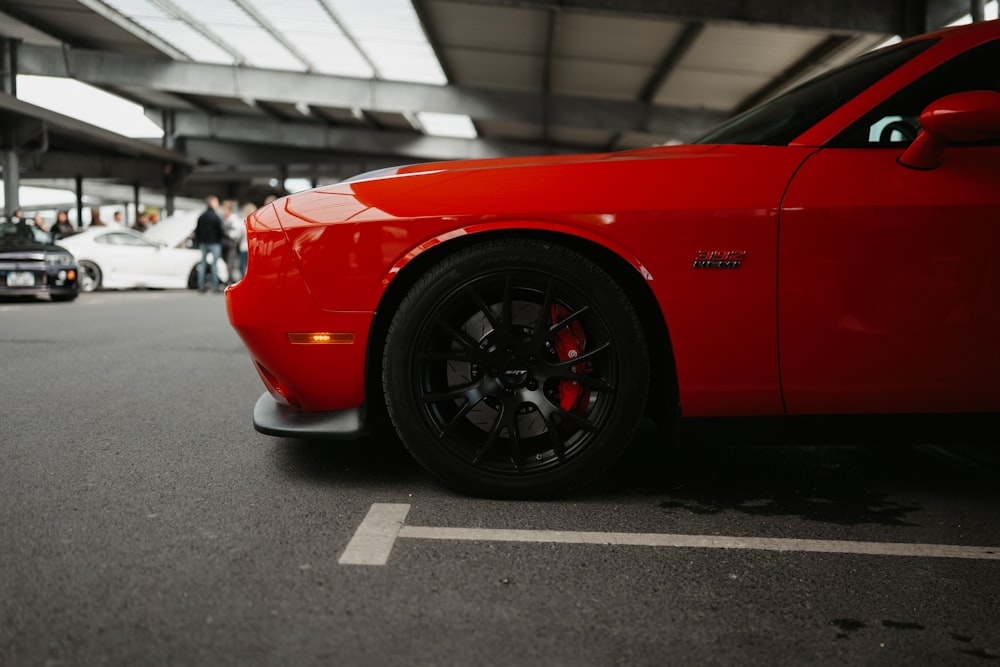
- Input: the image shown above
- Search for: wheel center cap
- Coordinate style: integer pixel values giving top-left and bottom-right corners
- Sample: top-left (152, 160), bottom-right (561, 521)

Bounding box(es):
top-left (497, 360), bottom-right (529, 388)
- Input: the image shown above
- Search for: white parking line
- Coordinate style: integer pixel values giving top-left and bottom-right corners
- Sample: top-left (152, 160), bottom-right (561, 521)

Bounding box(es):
top-left (339, 503), bottom-right (1000, 566)
top-left (338, 503), bottom-right (411, 565)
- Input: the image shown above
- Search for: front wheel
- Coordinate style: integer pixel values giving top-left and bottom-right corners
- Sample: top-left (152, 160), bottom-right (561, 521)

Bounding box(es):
top-left (78, 260), bottom-right (102, 292)
top-left (383, 238), bottom-right (650, 498)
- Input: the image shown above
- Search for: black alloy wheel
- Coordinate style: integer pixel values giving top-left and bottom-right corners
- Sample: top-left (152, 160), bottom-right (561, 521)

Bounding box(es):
top-left (383, 238), bottom-right (650, 498)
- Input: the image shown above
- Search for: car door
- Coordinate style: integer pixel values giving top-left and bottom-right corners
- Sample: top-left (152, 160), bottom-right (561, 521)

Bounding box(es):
top-left (777, 39), bottom-right (1000, 415)
top-left (101, 231), bottom-right (175, 287)
top-left (778, 143), bottom-right (1000, 415)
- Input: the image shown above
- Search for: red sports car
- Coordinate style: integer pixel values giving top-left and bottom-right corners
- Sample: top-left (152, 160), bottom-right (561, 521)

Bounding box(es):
top-left (227, 19), bottom-right (1000, 498)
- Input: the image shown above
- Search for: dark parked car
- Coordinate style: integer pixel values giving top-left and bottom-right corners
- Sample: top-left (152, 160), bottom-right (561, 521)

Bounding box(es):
top-left (0, 220), bottom-right (80, 301)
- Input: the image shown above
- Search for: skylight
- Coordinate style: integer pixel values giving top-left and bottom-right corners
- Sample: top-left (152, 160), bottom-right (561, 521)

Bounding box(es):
top-left (83, 0), bottom-right (462, 135)
top-left (416, 112), bottom-right (478, 139)
top-left (330, 0), bottom-right (446, 84)
top-left (92, 0), bottom-right (447, 83)
top-left (16, 75), bottom-right (165, 138)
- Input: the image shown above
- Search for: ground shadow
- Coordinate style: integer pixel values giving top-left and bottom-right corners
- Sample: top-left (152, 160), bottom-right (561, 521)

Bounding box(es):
top-left (269, 426), bottom-right (430, 491)
top-left (598, 418), bottom-right (999, 526)
top-left (268, 413), bottom-right (998, 519)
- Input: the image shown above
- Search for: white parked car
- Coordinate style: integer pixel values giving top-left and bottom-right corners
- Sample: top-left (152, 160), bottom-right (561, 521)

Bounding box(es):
top-left (57, 225), bottom-right (228, 292)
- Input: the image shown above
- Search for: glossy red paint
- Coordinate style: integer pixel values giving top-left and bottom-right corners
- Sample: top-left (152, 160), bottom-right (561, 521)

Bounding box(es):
top-left (900, 90), bottom-right (1000, 167)
top-left (779, 145), bottom-right (1000, 414)
top-left (227, 20), bottom-right (1000, 491)
top-left (226, 203), bottom-right (370, 411)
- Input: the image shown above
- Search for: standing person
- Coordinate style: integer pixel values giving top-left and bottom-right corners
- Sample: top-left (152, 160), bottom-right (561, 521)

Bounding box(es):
top-left (112, 209), bottom-right (124, 226)
top-left (133, 211), bottom-right (149, 232)
top-left (219, 200), bottom-right (240, 284)
top-left (51, 210), bottom-right (74, 240)
top-left (31, 213), bottom-right (48, 234)
top-left (89, 207), bottom-right (106, 227)
top-left (194, 195), bottom-right (226, 293)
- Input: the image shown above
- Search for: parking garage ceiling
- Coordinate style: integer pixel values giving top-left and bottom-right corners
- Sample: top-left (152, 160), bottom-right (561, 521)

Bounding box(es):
top-left (0, 0), bottom-right (986, 204)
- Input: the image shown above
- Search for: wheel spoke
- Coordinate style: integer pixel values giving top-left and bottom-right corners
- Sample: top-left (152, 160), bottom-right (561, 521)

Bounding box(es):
top-left (501, 275), bottom-right (513, 328)
top-left (548, 303), bottom-right (588, 337)
top-left (419, 381), bottom-right (481, 405)
top-left (528, 280), bottom-right (557, 343)
top-left (499, 404), bottom-right (523, 471)
top-left (463, 285), bottom-right (502, 331)
top-left (543, 415), bottom-right (568, 462)
top-left (434, 315), bottom-right (481, 353)
top-left (417, 348), bottom-right (473, 363)
top-left (424, 385), bottom-right (487, 439)
top-left (472, 411), bottom-right (505, 464)
top-left (563, 373), bottom-right (615, 393)
top-left (545, 405), bottom-right (598, 433)
top-left (469, 400), bottom-right (525, 470)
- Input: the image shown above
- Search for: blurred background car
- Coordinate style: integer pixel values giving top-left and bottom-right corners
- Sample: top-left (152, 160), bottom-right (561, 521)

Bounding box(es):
top-left (0, 220), bottom-right (79, 301)
top-left (56, 225), bottom-right (227, 292)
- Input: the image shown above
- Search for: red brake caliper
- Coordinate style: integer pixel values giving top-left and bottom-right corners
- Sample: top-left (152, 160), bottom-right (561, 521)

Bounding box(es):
top-left (550, 304), bottom-right (590, 413)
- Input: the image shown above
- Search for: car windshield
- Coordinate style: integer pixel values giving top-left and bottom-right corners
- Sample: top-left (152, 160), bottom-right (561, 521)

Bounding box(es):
top-left (693, 37), bottom-right (936, 146)
top-left (0, 221), bottom-right (41, 245)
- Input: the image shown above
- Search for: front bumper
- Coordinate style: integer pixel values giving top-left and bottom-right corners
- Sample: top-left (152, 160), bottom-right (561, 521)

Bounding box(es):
top-left (0, 266), bottom-right (79, 298)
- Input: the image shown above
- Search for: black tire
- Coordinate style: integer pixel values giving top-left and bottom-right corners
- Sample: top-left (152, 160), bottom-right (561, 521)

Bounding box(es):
top-left (78, 260), bottom-right (102, 292)
top-left (188, 262), bottom-right (225, 289)
top-left (383, 238), bottom-right (650, 498)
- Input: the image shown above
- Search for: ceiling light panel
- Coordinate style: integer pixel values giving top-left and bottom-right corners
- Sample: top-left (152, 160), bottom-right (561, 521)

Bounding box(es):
top-left (417, 112), bottom-right (476, 139)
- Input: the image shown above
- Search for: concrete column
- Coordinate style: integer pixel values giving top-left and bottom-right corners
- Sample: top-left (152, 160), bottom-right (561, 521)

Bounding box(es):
top-left (971, 0), bottom-right (986, 21)
top-left (75, 175), bottom-right (83, 229)
top-left (2, 38), bottom-right (20, 217)
top-left (3, 151), bottom-right (20, 216)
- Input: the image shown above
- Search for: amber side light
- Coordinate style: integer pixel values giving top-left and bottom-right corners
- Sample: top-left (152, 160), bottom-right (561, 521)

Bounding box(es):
top-left (286, 332), bottom-right (355, 344)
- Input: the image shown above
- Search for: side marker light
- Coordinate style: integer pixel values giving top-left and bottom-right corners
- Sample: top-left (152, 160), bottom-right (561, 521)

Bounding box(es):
top-left (286, 332), bottom-right (355, 344)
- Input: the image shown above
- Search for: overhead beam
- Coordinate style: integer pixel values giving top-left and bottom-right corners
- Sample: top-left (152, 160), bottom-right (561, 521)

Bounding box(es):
top-left (167, 110), bottom-right (593, 162)
top-left (16, 44), bottom-right (726, 141)
top-left (17, 150), bottom-right (177, 185)
top-left (448, 0), bottom-right (974, 35)
top-left (21, 178), bottom-right (204, 210)
top-left (179, 139), bottom-right (405, 182)
top-left (0, 91), bottom-right (193, 164)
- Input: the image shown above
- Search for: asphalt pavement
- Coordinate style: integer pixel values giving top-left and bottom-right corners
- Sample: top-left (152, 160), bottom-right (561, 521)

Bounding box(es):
top-left (1, 290), bottom-right (998, 666)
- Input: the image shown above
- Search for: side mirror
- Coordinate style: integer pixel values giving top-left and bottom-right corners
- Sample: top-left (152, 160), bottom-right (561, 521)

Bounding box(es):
top-left (899, 90), bottom-right (1000, 169)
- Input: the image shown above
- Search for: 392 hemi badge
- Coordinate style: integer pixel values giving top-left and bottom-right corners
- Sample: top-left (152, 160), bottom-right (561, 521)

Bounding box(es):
top-left (693, 250), bottom-right (747, 269)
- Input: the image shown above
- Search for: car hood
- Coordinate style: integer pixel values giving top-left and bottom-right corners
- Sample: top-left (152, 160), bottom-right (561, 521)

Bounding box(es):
top-left (0, 239), bottom-right (66, 258)
top-left (143, 211), bottom-right (201, 248)
top-left (342, 144), bottom-right (720, 183)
